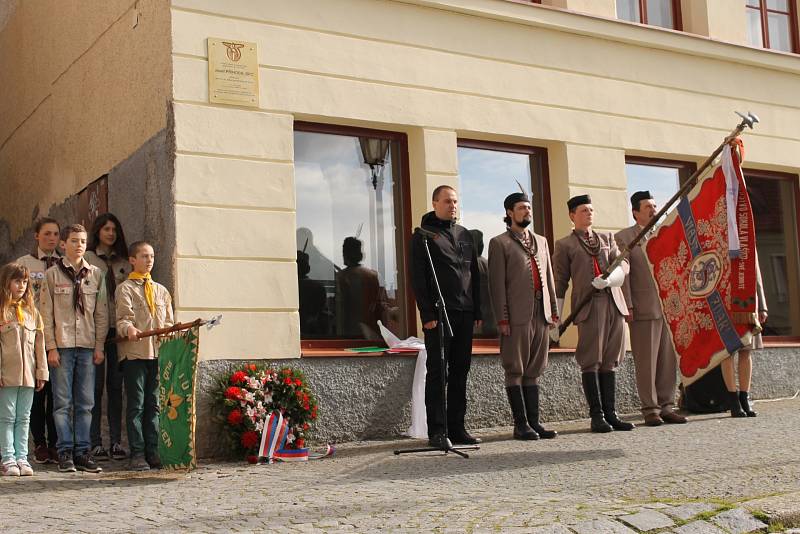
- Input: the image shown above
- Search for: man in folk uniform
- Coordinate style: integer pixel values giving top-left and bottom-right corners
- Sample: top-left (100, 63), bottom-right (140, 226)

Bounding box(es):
top-left (410, 185), bottom-right (482, 448)
top-left (488, 192), bottom-right (558, 440)
top-left (553, 195), bottom-right (634, 433)
top-left (615, 191), bottom-right (687, 426)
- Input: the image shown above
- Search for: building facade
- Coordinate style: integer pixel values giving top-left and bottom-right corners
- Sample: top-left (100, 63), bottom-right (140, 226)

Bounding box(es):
top-left (2, 0), bottom-right (799, 456)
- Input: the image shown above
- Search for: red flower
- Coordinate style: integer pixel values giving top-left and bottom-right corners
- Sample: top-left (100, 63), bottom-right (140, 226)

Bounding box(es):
top-left (295, 391), bottom-right (303, 399)
top-left (283, 377), bottom-right (293, 385)
top-left (303, 402), bottom-right (310, 410)
top-left (249, 364), bottom-right (257, 372)
top-left (225, 386), bottom-right (242, 400)
top-left (295, 438), bottom-right (305, 448)
top-left (294, 378), bottom-right (302, 386)
top-left (227, 409), bottom-right (243, 426)
top-left (241, 430), bottom-right (259, 449)
top-left (230, 371), bottom-right (247, 385)
top-left (302, 423), bottom-right (310, 431)
top-left (246, 455), bottom-right (258, 464)
top-left (282, 369), bottom-right (292, 376)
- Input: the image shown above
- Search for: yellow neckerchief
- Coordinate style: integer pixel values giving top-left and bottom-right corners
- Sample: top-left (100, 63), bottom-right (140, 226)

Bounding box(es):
top-left (13, 300), bottom-right (24, 325)
top-left (128, 272), bottom-right (155, 316)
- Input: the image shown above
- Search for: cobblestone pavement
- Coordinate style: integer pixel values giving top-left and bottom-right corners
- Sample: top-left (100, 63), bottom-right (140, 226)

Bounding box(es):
top-left (2, 397), bottom-right (799, 533)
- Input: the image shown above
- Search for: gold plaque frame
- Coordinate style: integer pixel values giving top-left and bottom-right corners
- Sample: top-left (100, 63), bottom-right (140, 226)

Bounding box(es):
top-left (207, 37), bottom-right (259, 107)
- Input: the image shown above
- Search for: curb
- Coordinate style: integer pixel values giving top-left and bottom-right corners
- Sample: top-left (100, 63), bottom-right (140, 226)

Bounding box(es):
top-left (745, 492), bottom-right (800, 529)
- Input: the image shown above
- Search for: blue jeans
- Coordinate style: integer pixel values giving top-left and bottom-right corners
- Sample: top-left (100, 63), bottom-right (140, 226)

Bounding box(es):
top-left (51, 348), bottom-right (96, 456)
top-left (0, 386), bottom-right (35, 462)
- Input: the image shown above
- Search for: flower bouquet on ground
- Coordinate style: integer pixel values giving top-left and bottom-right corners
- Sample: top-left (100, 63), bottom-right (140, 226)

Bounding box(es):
top-left (214, 364), bottom-right (319, 463)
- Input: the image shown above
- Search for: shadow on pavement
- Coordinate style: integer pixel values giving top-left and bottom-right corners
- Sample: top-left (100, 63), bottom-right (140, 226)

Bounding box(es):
top-left (341, 447), bottom-right (626, 482)
top-left (0, 471), bottom-right (181, 496)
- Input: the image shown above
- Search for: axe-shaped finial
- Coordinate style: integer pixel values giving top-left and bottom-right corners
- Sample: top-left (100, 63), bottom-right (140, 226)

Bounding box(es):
top-left (205, 314), bottom-right (223, 331)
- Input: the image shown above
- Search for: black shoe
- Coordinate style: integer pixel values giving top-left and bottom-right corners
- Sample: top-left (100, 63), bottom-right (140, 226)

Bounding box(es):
top-left (729, 391), bottom-right (747, 418)
top-left (428, 434), bottom-right (452, 449)
top-left (506, 386), bottom-right (539, 440)
top-left (146, 452), bottom-right (162, 470)
top-left (582, 372), bottom-right (612, 433)
top-left (450, 429), bottom-right (482, 445)
top-left (58, 451), bottom-right (76, 473)
top-left (598, 372), bottom-right (635, 431)
top-left (522, 385), bottom-right (557, 439)
top-left (738, 391), bottom-right (757, 417)
top-left (74, 453), bottom-right (102, 473)
top-left (91, 445), bottom-right (110, 462)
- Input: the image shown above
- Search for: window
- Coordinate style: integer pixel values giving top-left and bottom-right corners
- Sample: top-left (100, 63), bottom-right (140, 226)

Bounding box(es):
top-left (616, 0), bottom-right (682, 30)
top-left (746, 0), bottom-right (799, 53)
top-left (457, 140), bottom-right (551, 337)
top-left (743, 169), bottom-right (800, 338)
top-left (293, 123), bottom-right (411, 346)
top-left (624, 157), bottom-right (696, 226)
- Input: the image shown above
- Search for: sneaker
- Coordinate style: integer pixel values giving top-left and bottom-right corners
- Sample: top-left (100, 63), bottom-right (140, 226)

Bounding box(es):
top-left (48, 447), bottom-right (59, 464)
top-left (33, 444), bottom-right (50, 464)
top-left (58, 452), bottom-right (76, 473)
top-left (128, 454), bottom-right (150, 472)
top-left (17, 459), bottom-right (34, 476)
top-left (111, 443), bottom-right (128, 461)
top-left (91, 445), bottom-right (110, 462)
top-left (74, 453), bottom-right (102, 473)
top-left (2, 460), bottom-right (20, 476)
top-left (145, 452), bottom-right (162, 470)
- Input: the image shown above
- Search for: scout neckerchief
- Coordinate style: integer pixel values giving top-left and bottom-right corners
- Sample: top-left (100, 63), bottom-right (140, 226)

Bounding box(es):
top-left (509, 228), bottom-right (542, 289)
top-left (31, 248), bottom-right (59, 269)
top-left (128, 272), bottom-right (155, 316)
top-left (13, 300), bottom-right (24, 325)
top-left (573, 229), bottom-right (607, 277)
top-left (97, 250), bottom-right (118, 299)
top-left (57, 259), bottom-right (90, 315)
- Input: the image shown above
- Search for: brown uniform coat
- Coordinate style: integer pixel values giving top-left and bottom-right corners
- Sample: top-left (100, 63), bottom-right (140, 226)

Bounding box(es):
top-left (0, 308), bottom-right (48, 387)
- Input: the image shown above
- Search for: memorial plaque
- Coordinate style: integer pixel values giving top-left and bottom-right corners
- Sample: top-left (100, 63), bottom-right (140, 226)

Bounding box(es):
top-left (207, 37), bottom-right (259, 107)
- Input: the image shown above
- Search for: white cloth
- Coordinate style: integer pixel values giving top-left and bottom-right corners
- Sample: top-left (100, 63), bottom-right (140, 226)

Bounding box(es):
top-left (721, 144), bottom-right (740, 256)
top-left (378, 321), bottom-right (428, 439)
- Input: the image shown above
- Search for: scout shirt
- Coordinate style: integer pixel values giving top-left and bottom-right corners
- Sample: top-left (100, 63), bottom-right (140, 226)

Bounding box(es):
top-left (115, 277), bottom-right (174, 361)
top-left (17, 248), bottom-right (61, 306)
top-left (0, 307), bottom-right (48, 387)
top-left (85, 249), bottom-right (132, 331)
top-left (40, 257), bottom-right (109, 351)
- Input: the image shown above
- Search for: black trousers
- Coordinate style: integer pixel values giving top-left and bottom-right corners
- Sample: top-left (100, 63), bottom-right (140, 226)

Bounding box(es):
top-left (423, 310), bottom-right (474, 437)
top-left (30, 380), bottom-right (57, 448)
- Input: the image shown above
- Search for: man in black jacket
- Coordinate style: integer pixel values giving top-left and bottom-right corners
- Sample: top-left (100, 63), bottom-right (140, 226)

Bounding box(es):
top-left (410, 185), bottom-right (482, 447)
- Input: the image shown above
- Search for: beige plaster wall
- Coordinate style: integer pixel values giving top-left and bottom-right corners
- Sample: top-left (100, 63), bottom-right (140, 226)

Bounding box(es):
top-left (0, 0), bottom-right (171, 238)
top-left (170, 0), bottom-right (800, 355)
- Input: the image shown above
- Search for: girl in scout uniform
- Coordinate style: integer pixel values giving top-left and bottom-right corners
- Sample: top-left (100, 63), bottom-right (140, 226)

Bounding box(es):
top-left (0, 263), bottom-right (48, 476)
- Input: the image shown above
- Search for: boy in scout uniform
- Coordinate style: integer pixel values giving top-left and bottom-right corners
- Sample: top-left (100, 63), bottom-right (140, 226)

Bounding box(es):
top-left (16, 217), bottom-right (61, 464)
top-left (116, 241), bottom-right (174, 471)
top-left (488, 192), bottom-right (558, 440)
top-left (553, 195), bottom-right (634, 433)
top-left (40, 224), bottom-right (109, 473)
top-left (615, 191), bottom-right (687, 426)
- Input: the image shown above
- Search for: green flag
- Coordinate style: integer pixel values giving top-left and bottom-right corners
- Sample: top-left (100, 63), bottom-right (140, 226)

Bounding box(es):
top-left (158, 326), bottom-right (199, 470)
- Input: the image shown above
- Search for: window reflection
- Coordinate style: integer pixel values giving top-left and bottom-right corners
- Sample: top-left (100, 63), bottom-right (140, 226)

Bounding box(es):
top-left (745, 175), bottom-right (800, 336)
top-left (457, 143), bottom-right (548, 337)
top-left (294, 129), bottom-right (406, 340)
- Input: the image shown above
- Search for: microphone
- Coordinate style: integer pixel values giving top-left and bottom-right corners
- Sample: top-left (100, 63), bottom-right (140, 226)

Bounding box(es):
top-left (414, 227), bottom-right (438, 239)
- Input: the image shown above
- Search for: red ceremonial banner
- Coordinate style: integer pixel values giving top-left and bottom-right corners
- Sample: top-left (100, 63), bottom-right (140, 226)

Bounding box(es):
top-left (645, 141), bottom-right (760, 385)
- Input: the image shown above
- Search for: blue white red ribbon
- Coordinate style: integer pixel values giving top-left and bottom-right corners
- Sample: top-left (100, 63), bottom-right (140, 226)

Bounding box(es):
top-left (257, 411), bottom-right (334, 463)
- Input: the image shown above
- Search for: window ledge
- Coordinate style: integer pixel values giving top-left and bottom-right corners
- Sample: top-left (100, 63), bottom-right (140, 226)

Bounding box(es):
top-left (301, 345), bottom-right (579, 357)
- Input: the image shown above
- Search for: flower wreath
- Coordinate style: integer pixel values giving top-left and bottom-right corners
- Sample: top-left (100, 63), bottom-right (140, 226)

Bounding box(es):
top-left (214, 363), bottom-right (318, 462)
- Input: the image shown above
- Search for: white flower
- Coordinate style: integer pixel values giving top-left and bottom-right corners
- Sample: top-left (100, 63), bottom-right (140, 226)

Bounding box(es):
top-left (264, 393), bottom-right (273, 404)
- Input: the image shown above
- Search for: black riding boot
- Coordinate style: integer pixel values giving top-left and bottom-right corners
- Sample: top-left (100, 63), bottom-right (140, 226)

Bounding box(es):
top-left (506, 386), bottom-right (539, 440)
top-left (581, 372), bottom-right (612, 433)
top-left (522, 385), bottom-right (557, 439)
top-left (738, 391), bottom-right (757, 417)
top-left (729, 391), bottom-right (747, 418)
top-left (598, 372), bottom-right (635, 431)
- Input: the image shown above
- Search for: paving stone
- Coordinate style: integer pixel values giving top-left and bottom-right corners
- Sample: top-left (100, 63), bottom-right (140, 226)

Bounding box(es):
top-left (711, 508), bottom-right (768, 534)
top-left (619, 509), bottom-right (675, 531)
top-left (665, 503), bottom-right (720, 521)
top-left (674, 521), bottom-right (728, 534)
top-left (571, 518), bottom-right (638, 534)
top-left (527, 525), bottom-right (574, 534)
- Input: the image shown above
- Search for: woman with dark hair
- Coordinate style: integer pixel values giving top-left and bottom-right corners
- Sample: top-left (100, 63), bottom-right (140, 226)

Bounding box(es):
top-left (84, 213), bottom-right (132, 461)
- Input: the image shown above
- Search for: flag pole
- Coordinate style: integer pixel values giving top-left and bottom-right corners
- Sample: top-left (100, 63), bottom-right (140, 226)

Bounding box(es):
top-left (108, 315), bottom-right (222, 344)
top-left (557, 112), bottom-right (759, 336)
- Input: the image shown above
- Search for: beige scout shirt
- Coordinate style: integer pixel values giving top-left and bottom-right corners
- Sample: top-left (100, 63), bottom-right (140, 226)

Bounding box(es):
top-left (17, 248), bottom-right (61, 307)
top-left (0, 308), bottom-right (48, 387)
top-left (40, 257), bottom-right (109, 351)
top-left (85, 250), bottom-right (132, 329)
top-left (115, 278), bottom-right (174, 361)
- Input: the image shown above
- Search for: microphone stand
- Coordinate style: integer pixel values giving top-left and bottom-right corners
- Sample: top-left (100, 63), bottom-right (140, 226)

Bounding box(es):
top-left (394, 229), bottom-right (479, 458)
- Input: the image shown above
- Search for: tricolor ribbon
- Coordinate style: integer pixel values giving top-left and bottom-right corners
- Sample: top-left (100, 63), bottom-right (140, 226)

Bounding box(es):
top-left (257, 411), bottom-right (334, 464)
